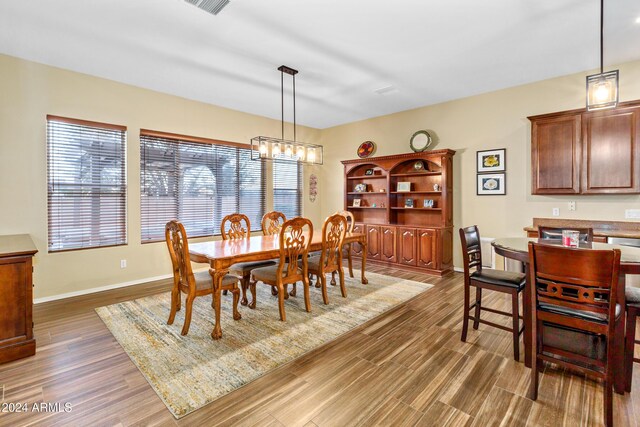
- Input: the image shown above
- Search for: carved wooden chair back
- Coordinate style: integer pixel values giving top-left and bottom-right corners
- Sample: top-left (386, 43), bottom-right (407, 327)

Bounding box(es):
top-left (221, 213), bottom-right (251, 240)
top-left (538, 226), bottom-right (594, 243)
top-left (277, 217), bottom-right (313, 280)
top-left (165, 220), bottom-right (195, 293)
top-left (320, 213), bottom-right (347, 271)
top-left (528, 243), bottom-right (620, 333)
top-left (335, 210), bottom-right (355, 233)
top-left (459, 225), bottom-right (483, 281)
top-left (262, 211), bottom-right (286, 236)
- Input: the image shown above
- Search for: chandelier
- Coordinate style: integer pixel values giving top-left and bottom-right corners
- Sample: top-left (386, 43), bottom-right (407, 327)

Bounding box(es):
top-left (251, 65), bottom-right (323, 165)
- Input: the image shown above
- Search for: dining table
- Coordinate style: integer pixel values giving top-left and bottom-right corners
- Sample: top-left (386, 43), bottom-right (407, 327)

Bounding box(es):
top-left (189, 231), bottom-right (368, 340)
top-left (492, 237), bottom-right (640, 393)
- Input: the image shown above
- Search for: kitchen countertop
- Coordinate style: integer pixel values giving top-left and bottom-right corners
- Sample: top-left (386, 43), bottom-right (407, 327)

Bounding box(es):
top-left (525, 218), bottom-right (640, 239)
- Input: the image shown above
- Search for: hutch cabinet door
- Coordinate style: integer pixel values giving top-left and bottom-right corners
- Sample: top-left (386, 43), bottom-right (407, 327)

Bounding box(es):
top-left (417, 229), bottom-right (437, 269)
top-left (581, 107), bottom-right (640, 194)
top-left (351, 223), bottom-right (365, 256)
top-left (381, 226), bottom-right (396, 263)
top-left (397, 227), bottom-right (417, 266)
top-left (530, 113), bottom-right (581, 194)
top-left (366, 225), bottom-right (381, 260)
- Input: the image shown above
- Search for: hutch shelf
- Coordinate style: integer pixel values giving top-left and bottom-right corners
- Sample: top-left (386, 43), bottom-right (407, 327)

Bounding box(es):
top-left (342, 149), bottom-right (455, 276)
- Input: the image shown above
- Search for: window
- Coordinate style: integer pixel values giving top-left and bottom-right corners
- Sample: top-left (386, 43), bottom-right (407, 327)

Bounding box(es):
top-left (140, 131), bottom-right (265, 242)
top-left (47, 116), bottom-right (127, 252)
top-left (273, 160), bottom-right (302, 219)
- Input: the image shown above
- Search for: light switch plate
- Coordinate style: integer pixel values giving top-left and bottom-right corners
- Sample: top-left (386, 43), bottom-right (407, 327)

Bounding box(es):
top-left (552, 208), bottom-right (560, 217)
top-left (625, 209), bottom-right (640, 219)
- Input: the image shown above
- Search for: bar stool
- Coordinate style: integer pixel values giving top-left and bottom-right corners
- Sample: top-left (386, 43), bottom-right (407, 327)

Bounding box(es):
top-left (459, 225), bottom-right (525, 361)
top-left (624, 287), bottom-right (640, 392)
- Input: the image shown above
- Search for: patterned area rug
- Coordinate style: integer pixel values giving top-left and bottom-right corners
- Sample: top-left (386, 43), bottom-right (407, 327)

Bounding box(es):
top-left (96, 270), bottom-right (433, 418)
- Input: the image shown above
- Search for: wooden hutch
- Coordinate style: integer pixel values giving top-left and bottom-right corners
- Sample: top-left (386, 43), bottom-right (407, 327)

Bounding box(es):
top-left (342, 150), bottom-right (455, 276)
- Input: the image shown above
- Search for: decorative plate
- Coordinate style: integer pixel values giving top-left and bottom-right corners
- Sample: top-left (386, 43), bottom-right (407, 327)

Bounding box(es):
top-left (410, 130), bottom-right (432, 152)
top-left (354, 183), bottom-right (368, 193)
top-left (413, 161), bottom-right (424, 171)
top-left (357, 141), bottom-right (376, 158)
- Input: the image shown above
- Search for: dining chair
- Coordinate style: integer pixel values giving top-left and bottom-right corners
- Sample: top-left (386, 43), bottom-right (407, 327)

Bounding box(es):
top-left (221, 213), bottom-right (275, 307)
top-left (538, 226), bottom-right (594, 243)
top-left (262, 211), bottom-right (287, 236)
top-left (250, 217), bottom-right (313, 321)
top-left (165, 220), bottom-right (240, 335)
top-left (335, 210), bottom-right (355, 278)
top-left (459, 225), bottom-right (525, 361)
top-left (624, 287), bottom-right (640, 392)
top-left (528, 242), bottom-right (621, 427)
top-left (306, 213), bottom-right (348, 304)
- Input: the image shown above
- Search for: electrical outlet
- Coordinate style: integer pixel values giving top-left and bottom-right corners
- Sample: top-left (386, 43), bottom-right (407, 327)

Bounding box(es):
top-left (120, 259), bottom-right (127, 269)
top-left (552, 207), bottom-right (560, 217)
top-left (568, 201), bottom-right (576, 211)
top-left (625, 209), bottom-right (640, 219)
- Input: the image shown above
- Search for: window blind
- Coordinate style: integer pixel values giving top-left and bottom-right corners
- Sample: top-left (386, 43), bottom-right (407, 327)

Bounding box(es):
top-left (140, 131), bottom-right (265, 242)
top-left (47, 116), bottom-right (127, 252)
top-left (273, 160), bottom-right (302, 219)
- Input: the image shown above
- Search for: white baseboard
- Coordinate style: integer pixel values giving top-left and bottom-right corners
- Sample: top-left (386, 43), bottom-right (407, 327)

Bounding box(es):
top-left (453, 267), bottom-right (464, 273)
top-left (34, 267), bottom-right (208, 304)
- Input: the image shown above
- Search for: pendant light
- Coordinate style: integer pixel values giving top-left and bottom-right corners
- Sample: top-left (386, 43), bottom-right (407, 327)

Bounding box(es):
top-left (251, 65), bottom-right (323, 165)
top-left (586, 0), bottom-right (619, 111)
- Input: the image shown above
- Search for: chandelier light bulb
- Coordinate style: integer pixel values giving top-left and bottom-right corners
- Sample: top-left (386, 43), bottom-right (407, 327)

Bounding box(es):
top-left (307, 147), bottom-right (316, 163)
top-left (272, 142), bottom-right (281, 157)
top-left (595, 81), bottom-right (611, 101)
top-left (285, 144), bottom-right (293, 157)
top-left (259, 141), bottom-right (268, 157)
top-left (296, 145), bottom-right (305, 160)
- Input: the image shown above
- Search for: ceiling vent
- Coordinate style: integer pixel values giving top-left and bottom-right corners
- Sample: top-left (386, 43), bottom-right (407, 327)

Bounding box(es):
top-left (184, 0), bottom-right (231, 15)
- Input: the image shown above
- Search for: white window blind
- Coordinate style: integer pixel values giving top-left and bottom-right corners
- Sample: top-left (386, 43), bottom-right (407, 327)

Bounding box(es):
top-left (140, 131), bottom-right (265, 242)
top-left (47, 116), bottom-right (127, 252)
top-left (273, 160), bottom-right (302, 219)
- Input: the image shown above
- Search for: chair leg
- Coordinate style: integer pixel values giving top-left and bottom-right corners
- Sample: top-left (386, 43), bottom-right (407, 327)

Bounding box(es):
top-left (347, 253), bottom-right (354, 278)
top-left (315, 273), bottom-right (321, 288)
top-left (338, 267), bottom-right (346, 298)
top-left (529, 356), bottom-right (539, 401)
top-left (168, 287), bottom-right (180, 325)
top-left (223, 290), bottom-right (228, 296)
top-left (181, 294), bottom-right (195, 336)
top-left (271, 286), bottom-right (278, 296)
top-left (320, 272), bottom-right (329, 305)
top-left (461, 282), bottom-right (470, 342)
top-left (303, 276), bottom-right (311, 312)
top-left (231, 286), bottom-right (241, 321)
top-left (331, 271), bottom-right (337, 286)
top-left (604, 378), bottom-right (613, 427)
top-left (473, 288), bottom-right (482, 330)
top-left (512, 290), bottom-right (520, 362)
top-left (290, 283), bottom-right (297, 297)
top-left (240, 275), bottom-right (249, 306)
top-left (248, 277), bottom-right (257, 309)
top-left (625, 307), bottom-right (637, 392)
top-left (276, 282), bottom-right (286, 321)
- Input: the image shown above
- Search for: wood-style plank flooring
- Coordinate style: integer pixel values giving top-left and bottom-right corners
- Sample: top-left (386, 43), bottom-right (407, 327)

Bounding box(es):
top-left (1, 263), bottom-right (639, 426)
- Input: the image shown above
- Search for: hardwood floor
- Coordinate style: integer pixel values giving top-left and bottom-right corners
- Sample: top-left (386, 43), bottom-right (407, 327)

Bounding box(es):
top-left (1, 263), bottom-right (639, 426)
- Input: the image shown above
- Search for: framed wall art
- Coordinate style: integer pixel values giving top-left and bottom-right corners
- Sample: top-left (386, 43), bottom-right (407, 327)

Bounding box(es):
top-left (477, 148), bottom-right (506, 173)
top-left (477, 173), bottom-right (506, 195)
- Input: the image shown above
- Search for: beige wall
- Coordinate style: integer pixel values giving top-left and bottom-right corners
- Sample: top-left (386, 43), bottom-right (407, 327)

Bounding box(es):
top-left (320, 60), bottom-right (640, 269)
top-left (0, 54), bottom-right (322, 299)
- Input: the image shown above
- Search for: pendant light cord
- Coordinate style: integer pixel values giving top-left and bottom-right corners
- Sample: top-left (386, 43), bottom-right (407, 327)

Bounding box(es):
top-left (293, 73), bottom-right (297, 142)
top-left (281, 69), bottom-right (284, 140)
top-left (600, 0), bottom-right (604, 74)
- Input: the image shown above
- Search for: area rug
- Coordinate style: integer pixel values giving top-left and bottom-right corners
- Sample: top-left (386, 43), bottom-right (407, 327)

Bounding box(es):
top-left (95, 270), bottom-right (433, 418)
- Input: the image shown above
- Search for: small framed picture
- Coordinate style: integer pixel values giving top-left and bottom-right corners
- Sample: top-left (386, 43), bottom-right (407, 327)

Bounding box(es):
top-left (353, 198), bottom-right (362, 207)
top-left (354, 183), bottom-right (368, 193)
top-left (364, 168), bottom-right (374, 176)
top-left (397, 181), bottom-right (411, 192)
top-left (477, 173), bottom-right (506, 195)
top-left (405, 198), bottom-right (414, 208)
top-left (423, 199), bottom-right (434, 208)
top-left (477, 149), bottom-right (506, 173)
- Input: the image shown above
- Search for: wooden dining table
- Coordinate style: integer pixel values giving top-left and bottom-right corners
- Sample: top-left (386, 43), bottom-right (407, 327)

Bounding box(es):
top-left (189, 231), bottom-right (368, 340)
top-left (492, 237), bottom-right (640, 393)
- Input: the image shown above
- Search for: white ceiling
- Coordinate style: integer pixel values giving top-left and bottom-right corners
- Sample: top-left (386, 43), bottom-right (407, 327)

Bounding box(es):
top-left (1, 0), bottom-right (639, 129)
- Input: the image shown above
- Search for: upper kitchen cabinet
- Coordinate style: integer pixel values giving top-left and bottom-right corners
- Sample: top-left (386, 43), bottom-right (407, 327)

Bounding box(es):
top-left (529, 100), bottom-right (640, 195)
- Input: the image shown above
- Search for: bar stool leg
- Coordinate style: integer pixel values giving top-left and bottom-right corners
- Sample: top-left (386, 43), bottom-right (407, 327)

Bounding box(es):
top-left (461, 282), bottom-right (470, 342)
top-left (473, 288), bottom-right (482, 330)
top-left (625, 306), bottom-right (638, 392)
top-left (512, 290), bottom-right (520, 361)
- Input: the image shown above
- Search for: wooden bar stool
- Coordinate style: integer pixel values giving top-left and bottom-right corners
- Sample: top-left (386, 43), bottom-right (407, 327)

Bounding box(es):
top-left (625, 287), bottom-right (640, 392)
top-left (459, 225), bottom-right (525, 361)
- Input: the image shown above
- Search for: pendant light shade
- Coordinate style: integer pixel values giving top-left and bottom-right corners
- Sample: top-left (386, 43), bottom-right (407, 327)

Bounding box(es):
top-left (586, 0), bottom-right (619, 111)
top-left (251, 65), bottom-right (323, 165)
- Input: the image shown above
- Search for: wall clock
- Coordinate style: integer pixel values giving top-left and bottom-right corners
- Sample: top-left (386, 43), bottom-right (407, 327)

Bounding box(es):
top-left (357, 141), bottom-right (376, 158)
top-left (410, 130), bottom-right (432, 152)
